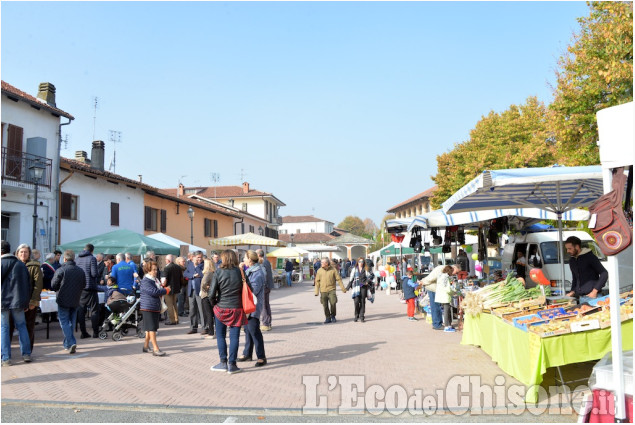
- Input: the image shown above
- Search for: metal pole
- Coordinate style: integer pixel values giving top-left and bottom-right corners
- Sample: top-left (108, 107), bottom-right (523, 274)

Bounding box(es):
top-left (190, 217), bottom-right (194, 245)
top-left (557, 214), bottom-right (566, 297)
top-left (32, 182), bottom-right (39, 249)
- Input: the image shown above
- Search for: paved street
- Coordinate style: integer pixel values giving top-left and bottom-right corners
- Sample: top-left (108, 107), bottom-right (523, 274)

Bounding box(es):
top-left (1, 279), bottom-right (580, 422)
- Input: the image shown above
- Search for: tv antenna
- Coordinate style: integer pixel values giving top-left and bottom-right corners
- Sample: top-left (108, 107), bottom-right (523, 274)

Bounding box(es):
top-left (108, 130), bottom-right (122, 173)
top-left (210, 172), bottom-right (220, 198)
top-left (239, 168), bottom-right (247, 182)
top-left (92, 97), bottom-right (99, 140)
top-left (62, 134), bottom-right (70, 150)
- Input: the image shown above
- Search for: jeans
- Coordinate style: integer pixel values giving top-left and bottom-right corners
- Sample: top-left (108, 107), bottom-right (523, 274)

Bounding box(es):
top-left (427, 290), bottom-right (443, 328)
top-left (260, 287), bottom-right (272, 327)
top-left (58, 306), bottom-right (78, 349)
top-left (9, 307), bottom-right (37, 351)
top-left (1, 309), bottom-right (31, 361)
top-left (242, 316), bottom-right (266, 360)
top-left (215, 317), bottom-right (241, 364)
top-left (286, 271), bottom-right (293, 286)
top-left (189, 294), bottom-right (204, 330)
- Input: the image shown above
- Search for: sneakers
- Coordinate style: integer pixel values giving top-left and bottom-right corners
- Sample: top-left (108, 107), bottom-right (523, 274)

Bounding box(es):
top-left (227, 363), bottom-right (241, 374)
top-left (432, 326), bottom-right (444, 330)
top-left (331, 316), bottom-right (337, 323)
top-left (323, 318), bottom-right (332, 324)
top-left (69, 344), bottom-right (77, 354)
top-left (23, 354), bottom-right (32, 363)
top-left (142, 346), bottom-right (154, 353)
top-left (1, 360), bottom-right (11, 367)
top-left (260, 325), bottom-right (272, 331)
top-left (443, 327), bottom-right (456, 333)
top-left (408, 317), bottom-right (417, 321)
top-left (211, 361), bottom-right (228, 372)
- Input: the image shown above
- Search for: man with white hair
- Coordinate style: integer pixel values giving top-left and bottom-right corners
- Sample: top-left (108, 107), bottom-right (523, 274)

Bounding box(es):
top-left (314, 257), bottom-right (347, 324)
top-left (110, 253), bottom-right (136, 295)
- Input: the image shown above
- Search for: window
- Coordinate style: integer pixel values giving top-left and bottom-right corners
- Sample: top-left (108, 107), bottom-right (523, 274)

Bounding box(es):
top-left (110, 203), bottom-right (119, 226)
top-left (204, 218), bottom-right (212, 237)
top-left (61, 192), bottom-right (78, 220)
top-left (249, 225), bottom-right (255, 233)
top-left (144, 207), bottom-right (166, 232)
top-left (242, 203), bottom-right (248, 212)
top-left (265, 200), bottom-right (269, 219)
top-left (213, 219), bottom-right (218, 238)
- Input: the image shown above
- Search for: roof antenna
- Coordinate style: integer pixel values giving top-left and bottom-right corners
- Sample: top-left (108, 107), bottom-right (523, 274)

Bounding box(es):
top-left (210, 172), bottom-right (220, 198)
top-left (108, 130), bottom-right (122, 173)
top-left (92, 97), bottom-right (99, 141)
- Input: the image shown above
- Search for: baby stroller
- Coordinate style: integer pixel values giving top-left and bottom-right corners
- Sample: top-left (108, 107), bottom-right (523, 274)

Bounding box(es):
top-left (98, 292), bottom-right (145, 341)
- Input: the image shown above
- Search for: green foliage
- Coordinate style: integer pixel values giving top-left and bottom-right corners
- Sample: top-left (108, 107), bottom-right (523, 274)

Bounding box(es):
top-left (337, 216), bottom-right (367, 237)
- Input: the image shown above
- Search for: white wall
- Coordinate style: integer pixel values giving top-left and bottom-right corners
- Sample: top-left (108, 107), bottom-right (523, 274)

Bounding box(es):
top-left (59, 170), bottom-right (145, 244)
top-left (2, 93), bottom-right (65, 253)
top-left (280, 221), bottom-right (333, 234)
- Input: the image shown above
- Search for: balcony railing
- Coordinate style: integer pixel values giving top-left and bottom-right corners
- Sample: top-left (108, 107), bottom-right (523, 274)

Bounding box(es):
top-left (1, 147), bottom-right (52, 190)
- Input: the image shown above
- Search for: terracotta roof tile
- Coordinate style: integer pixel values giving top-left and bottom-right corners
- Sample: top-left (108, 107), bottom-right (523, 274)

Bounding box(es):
top-left (387, 186), bottom-right (437, 212)
top-left (61, 157), bottom-right (157, 191)
top-left (161, 184), bottom-right (286, 206)
top-left (2, 80), bottom-right (74, 120)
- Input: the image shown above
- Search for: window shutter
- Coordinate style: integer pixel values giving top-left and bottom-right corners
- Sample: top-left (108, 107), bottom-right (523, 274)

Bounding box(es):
top-left (160, 209), bottom-right (167, 233)
top-left (61, 192), bottom-right (72, 219)
top-left (213, 220), bottom-right (218, 238)
top-left (204, 218), bottom-right (211, 237)
top-left (144, 206), bottom-right (152, 230)
top-left (111, 202), bottom-right (120, 226)
top-left (7, 125), bottom-right (23, 178)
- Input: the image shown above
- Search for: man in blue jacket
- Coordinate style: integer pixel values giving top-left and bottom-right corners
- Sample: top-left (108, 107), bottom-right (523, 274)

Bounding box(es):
top-left (183, 251), bottom-right (204, 334)
top-left (1, 241), bottom-right (32, 366)
top-left (76, 244), bottom-right (99, 338)
top-left (51, 250), bottom-right (86, 354)
top-left (285, 259), bottom-right (294, 287)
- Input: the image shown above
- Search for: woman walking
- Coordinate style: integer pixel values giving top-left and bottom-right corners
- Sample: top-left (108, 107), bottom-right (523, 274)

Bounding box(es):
top-left (208, 250), bottom-right (248, 374)
top-left (139, 260), bottom-right (170, 356)
top-left (200, 259), bottom-right (216, 337)
top-left (237, 250), bottom-right (267, 367)
top-left (348, 257), bottom-right (374, 323)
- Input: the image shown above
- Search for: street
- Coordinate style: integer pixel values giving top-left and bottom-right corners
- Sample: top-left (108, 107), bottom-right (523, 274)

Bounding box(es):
top-left (1, 278), bottom-right (580, 422)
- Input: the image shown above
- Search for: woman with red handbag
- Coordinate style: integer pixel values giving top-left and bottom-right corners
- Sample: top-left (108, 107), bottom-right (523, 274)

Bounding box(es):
top-left (208, 250), bottom-right (248, 374)
top-left (237, 250), bottom-right (267, 367)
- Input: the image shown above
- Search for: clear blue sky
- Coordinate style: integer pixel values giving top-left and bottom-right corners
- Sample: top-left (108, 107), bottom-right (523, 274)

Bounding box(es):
top-left (1, 1), bottom-right (590, 228)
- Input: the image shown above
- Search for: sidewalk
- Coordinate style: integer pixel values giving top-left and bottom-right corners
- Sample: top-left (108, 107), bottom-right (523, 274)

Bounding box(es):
top-left (1, 279), bottom-right (578, 419)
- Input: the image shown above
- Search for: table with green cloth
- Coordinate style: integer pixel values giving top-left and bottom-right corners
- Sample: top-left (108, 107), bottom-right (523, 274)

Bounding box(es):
top-left (461, 313), bottom-right (633, 403)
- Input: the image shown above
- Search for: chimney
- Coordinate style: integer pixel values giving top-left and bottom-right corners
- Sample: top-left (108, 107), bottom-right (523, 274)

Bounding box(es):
top-left (37, 82), bottom-right (56, 107)
top-left (75, 151), bottom-right (90, 164)
top-left (177, 183), bottom-right (185, 198)
top-left (242, 182), bottom-right (249, 194)
top-left (91, 140), bottom-right (105, 172)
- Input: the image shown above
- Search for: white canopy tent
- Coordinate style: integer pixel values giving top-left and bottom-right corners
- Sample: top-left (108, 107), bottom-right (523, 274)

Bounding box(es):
top-left (145, 233), bottom-right (208, 255)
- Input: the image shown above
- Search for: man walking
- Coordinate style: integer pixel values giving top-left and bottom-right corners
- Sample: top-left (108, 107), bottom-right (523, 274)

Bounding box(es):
top-left (163, 254), bottom-right (182, 325)
top-left (76, 243), bottom-right (100, 338)
top-left (285, 258), bottom-right (294, 286)
top-left (1, 241), bottom-right (32, 366)
top-left (565, 236), bottom-right (608, 304)
top-left (184, 251), bottom-right (205, 334)
top-left (420, 264), bottom-right (458, 330)
top-left (314, 257), bottom-right (347, 324)
top-left (51, 250), bottom-right (85, 354)
top-left (257, 249), bottom-right (273, 331)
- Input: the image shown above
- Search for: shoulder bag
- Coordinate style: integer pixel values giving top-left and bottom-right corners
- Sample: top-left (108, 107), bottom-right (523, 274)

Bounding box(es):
top-left (240, 268), bottom-right (256, 315)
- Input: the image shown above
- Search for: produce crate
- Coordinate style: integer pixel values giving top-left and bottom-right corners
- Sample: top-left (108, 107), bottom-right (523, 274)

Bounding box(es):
top-left (528, 321), bottom-right (571, 338)
top-left (536, 307), bottom-right (576, 321)
top-left (501, 306), bottom-right (541, 324)
top-left (570, 319), bottom-right (600, 333)
top-left (564, 303), bottom-right (601, 317)
top-left (492, 306), bottom-right (519, 318)
top-left (512, 314), bottom-right (546, 332)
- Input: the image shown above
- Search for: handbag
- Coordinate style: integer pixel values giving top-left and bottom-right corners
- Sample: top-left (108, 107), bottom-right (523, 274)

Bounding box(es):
top-left (589, 167), bottom-right (632, 256)
top-left (240, 268), bottom-right (256, 315)
top-left (154, 277), bottom-right (168, 314)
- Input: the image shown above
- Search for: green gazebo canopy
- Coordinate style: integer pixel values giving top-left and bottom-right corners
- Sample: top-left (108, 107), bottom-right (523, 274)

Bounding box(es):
top-left (380, 245), bottom-right (415, 256)
top-left (58, 229), bottom-right (180, 256)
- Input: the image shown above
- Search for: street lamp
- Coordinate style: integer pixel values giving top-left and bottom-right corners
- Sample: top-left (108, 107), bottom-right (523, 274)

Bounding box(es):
top-left (258, 226), bottom-right (264, 236)
top-left (187, 206), bottom-right (194, 245)
top-left (29, 162), bottom-right (45, 250)
top-left (290, 233), bottom-right (294, 247)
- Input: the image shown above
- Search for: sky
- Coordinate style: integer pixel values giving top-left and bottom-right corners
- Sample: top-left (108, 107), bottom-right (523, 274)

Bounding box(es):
top-left (1, 1), bottom-right (591, 227)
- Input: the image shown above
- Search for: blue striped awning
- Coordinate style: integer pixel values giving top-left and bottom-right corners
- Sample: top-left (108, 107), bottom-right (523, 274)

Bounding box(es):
top-left (442, 165), bottom-right (605, 215)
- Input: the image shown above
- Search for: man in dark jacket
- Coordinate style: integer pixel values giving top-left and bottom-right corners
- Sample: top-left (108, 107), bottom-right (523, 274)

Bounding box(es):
top-left (163, 254), bottom-right (182, 325)
top-left (183, 251), bottom-right (204, 334)
top-left (1, 241), bottom-right (32, 366)
top-left (75, 244), bottom-right (99, 338)
top-left (285, 259), bottom-right (294, 287)
top-left (565, 236), bottom-right (608, 304)
top-left (257, 249), bottom-right (273, 331)
top-left (51, 250), bottom-right (85, 354)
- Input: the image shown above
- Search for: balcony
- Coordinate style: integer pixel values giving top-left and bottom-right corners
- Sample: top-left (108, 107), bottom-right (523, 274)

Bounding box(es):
top-left (1, 147), bottom-right (52, 190)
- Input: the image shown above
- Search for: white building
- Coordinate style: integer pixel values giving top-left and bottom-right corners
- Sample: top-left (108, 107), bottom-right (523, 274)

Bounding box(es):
top-left (1, 81), bottom-right (74, 252)
top-left (279, 215), bottom-right (334, 234)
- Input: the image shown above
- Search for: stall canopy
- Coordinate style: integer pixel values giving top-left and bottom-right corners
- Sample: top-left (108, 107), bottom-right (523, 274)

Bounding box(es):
top-left (146, 233), bottom-right (207, 254)
top-left (208, 232), bottom-right (286, 248)
top-left (267, 247), bottom-right (309, 257)
top-left (441, 165), bottom-right (607, 295)
top-left (380, 243), bottom-right (415, 256)
top-left (58, 229), bottom-right (180, 255)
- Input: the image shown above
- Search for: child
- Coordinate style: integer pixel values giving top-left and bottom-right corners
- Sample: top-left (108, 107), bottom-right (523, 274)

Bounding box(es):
top-left (105, 276), bottom-right (127, 324)
top-left (402, 268), bottom-right (420, 321)
top-left (435, 265), bottom-right (455, 332)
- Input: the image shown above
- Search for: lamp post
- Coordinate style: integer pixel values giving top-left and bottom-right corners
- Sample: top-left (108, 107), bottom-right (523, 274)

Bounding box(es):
top-left (187, 206), bottom-right (194, 245)
top-left (258, 226), bottom-right (264, 236)
top-left (29, 162), bottom-right (45, 250)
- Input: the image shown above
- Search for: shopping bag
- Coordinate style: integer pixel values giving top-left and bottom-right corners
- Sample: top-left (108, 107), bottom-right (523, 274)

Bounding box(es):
top-left (240, 269), bottom-right (256, 314)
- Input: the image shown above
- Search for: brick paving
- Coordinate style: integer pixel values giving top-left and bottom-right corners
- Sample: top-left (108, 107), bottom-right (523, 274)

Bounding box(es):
top-left (1, 279), bottom-right (578, 418)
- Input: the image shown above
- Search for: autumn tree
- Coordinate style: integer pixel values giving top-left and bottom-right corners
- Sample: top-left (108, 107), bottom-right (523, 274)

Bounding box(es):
top-left (368, 214), bottom-right (395, 253)
top-left (363, 218), bottom-right (378, 235)
top-left (430, 97), bottom-right (555, 208)
top-left (549, 1), bottom-right (633, 165)
top-left (337, 216), bottom-right (366, 236)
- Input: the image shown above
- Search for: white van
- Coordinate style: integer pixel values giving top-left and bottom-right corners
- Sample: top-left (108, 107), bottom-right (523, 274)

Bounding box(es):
top-left (501, 230), bottom-right (632, 294)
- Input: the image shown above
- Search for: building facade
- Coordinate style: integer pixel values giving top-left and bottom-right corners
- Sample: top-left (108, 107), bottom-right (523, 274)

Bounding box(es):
top-left (386, 186), bottom-right (437, 219)
top-left (279, 215), bottom-right (335, 234)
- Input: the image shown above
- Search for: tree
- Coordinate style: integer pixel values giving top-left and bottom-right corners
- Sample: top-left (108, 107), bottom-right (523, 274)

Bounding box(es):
top-left (549, 1), bottom-right (633, 165)
top-left (363, 218), bottom-right (378, 235)
top-left (337, 216), bottom-right (366, 236)
top-left (367, 214), bottom-right (395, 253)
top-left (431, 97), bottom-right (555, 208)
